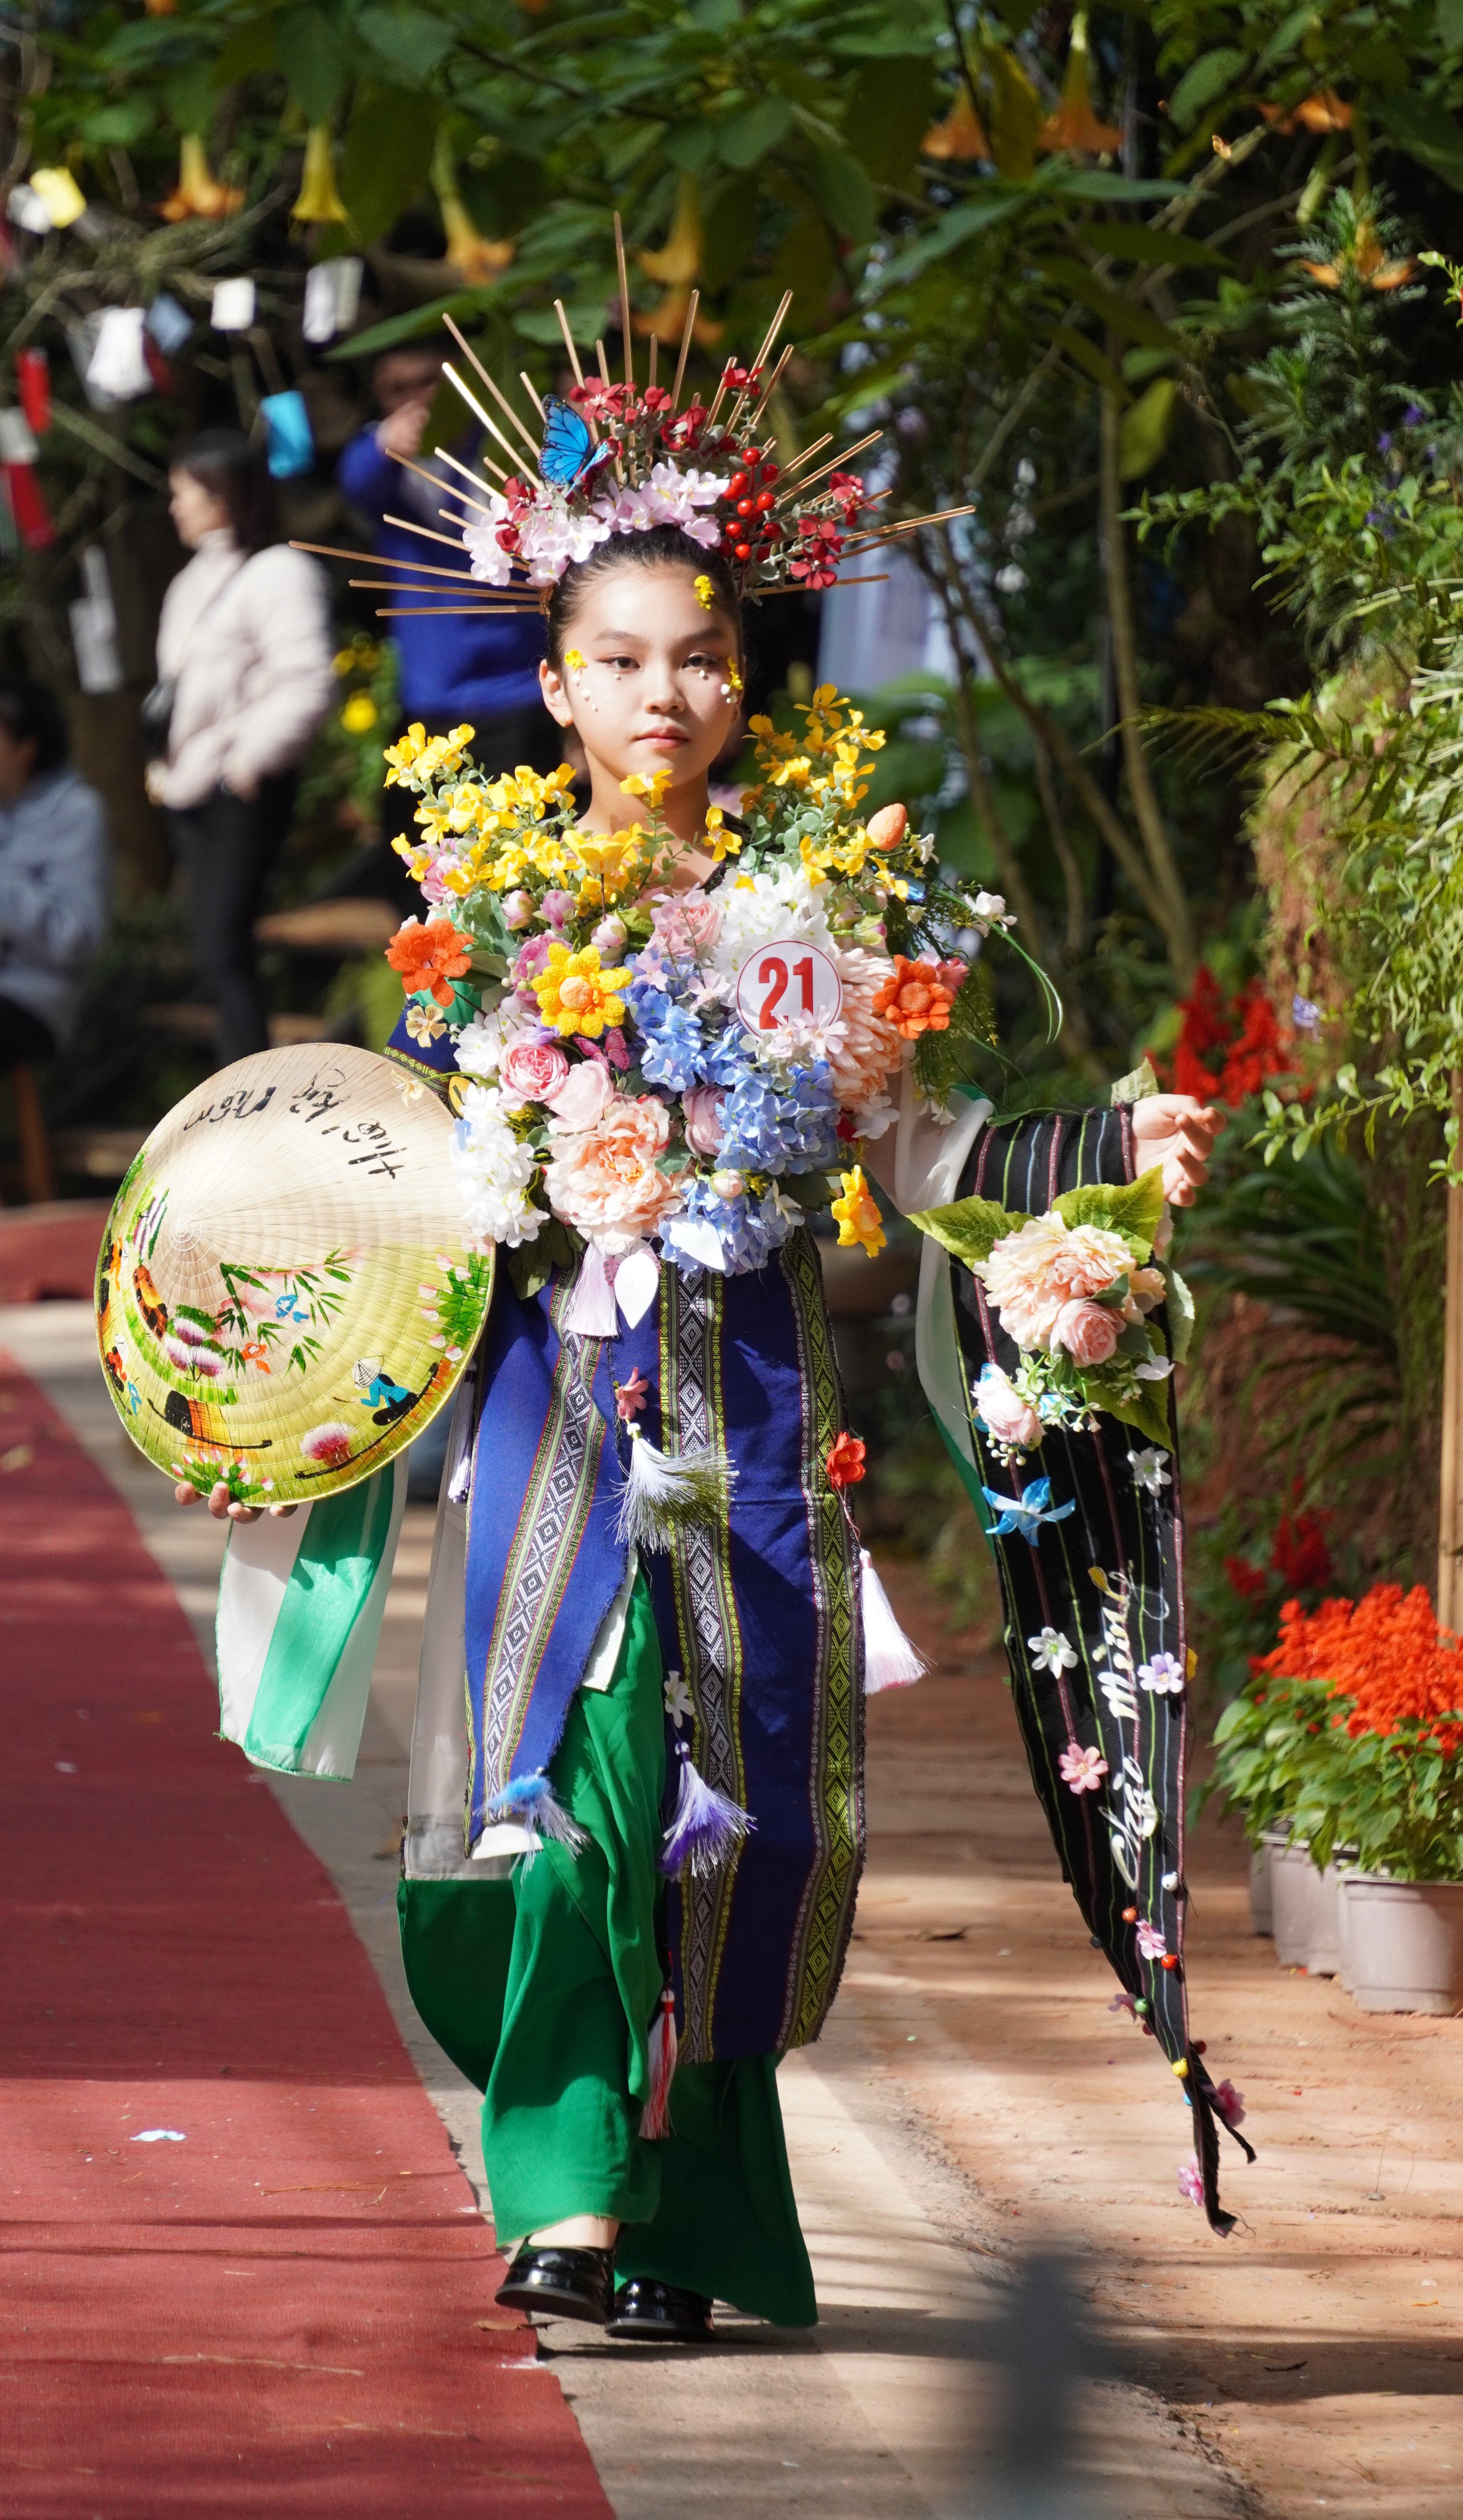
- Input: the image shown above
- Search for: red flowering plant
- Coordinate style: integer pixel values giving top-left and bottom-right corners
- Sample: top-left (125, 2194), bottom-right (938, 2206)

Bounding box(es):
top-left (1167, 965), bottom-right (1298, 1108)
top-left (1203, 1585), bottom-right (1463, 1879)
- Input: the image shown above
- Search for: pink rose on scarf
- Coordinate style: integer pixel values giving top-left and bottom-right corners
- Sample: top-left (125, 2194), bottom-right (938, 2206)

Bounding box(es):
top-left (500, 1037), bottom-right (570, 1104)
top-left (682, 1084), bottom-right (727, 1159)
top-left (543, 1092), bottom-right (681, 1255)
top-left (1052, 1299), bottom-right (1120, 1367)
top-left (973, 1364), bottom-right (1041, 1451)
top-left (543, 1057), bottom-right (617, 1132)
top-left (650, 888), bottom-right (720, 956)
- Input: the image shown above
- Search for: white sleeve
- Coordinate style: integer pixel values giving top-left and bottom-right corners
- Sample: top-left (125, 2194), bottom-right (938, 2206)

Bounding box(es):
top-left (223, 552), bottom-right (336, 787)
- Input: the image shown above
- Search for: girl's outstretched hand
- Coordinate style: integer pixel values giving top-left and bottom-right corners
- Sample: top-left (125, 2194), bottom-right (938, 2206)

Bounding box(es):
top-left (173, 1481), bottom-right (298, 1523)
top-left (1130, 1093), bottom-right (1223, 1208)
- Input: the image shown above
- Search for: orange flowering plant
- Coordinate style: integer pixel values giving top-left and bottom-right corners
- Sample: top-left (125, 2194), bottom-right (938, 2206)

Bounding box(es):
top-left (1204, 1586), bottom-right (1463, 1880)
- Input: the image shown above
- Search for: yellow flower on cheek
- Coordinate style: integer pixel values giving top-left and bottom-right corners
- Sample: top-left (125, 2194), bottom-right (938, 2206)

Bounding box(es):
top-left (563, 649), bottom-right (587, 673)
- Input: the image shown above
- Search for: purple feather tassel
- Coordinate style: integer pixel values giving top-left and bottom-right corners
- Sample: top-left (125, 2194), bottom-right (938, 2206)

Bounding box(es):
top-left (659, 1737), bottom-right (753, 1879)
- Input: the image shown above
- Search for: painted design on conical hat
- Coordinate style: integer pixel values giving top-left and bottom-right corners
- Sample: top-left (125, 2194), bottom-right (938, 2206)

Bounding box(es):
top-left (95, 1043), bottom-right (491, 1505)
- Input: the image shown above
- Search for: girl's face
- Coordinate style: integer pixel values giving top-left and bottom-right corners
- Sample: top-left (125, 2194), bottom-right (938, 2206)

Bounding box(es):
top-left (169, 467), bottom-right (232, 548)
top-left (539, 562), bottom-right (741, 834)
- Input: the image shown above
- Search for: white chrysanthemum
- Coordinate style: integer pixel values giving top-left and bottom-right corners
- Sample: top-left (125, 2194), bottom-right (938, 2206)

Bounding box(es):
top-left (822, 942), bottom-right (904, 1121)
top-left (450, 1084), bottom-right (543, 1250)
top-left (710, 864), bottom-right (832, 977)
top-left (453, 998), bottom-right (530, 1082)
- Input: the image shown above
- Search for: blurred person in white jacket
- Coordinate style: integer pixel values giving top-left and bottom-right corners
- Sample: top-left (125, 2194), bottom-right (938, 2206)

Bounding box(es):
top-left (149, 431), bottom-right (333, 1066)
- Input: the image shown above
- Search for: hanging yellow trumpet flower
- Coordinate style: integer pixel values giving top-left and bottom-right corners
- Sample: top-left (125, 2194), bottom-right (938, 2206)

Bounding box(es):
top-left (633, 173), bottom-right (722, 345)
top-left (922, 89), bottom-right (991, 162)
top-left (1040, 11), bottom-right (1121, 158)
top-left (159, 134), bottom-right (244, 223)
top-left (291, 125), bottom-right (347, 226)
top-left (433, 133), bottom-right (514, 285)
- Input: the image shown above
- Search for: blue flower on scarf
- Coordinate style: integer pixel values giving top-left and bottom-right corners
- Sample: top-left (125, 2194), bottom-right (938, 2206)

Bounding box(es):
top-left (981, 1476), bottom-right (1077, 1547)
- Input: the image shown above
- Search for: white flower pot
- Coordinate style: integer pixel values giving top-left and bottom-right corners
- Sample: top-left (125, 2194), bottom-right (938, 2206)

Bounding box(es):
top-left (1250, 1835), bottom-right (1280, 1935)
top-left (1341, 1874), bottom-right (1463, 2015)
top-left (1270, 1838), bottom-right (1320, 1967)
top-left (1307, 1863), bottom-right (1345, 1977)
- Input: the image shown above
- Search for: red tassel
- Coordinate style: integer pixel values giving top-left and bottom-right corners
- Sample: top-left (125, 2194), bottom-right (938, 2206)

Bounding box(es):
top-left (639, 1983), bottom-right (678, 2140)
top-left (17, 349), bottom-right (49, 435)
top-left (2, 462), bottom-right (54, 552)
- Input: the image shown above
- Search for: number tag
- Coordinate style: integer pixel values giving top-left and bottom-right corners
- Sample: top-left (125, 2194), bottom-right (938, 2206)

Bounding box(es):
top-left (734, 939), bottom-right (843, 1033)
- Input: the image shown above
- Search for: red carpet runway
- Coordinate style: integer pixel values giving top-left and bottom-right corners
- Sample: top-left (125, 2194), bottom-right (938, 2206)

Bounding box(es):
top-left (0, 1352), bottom-right (611, 2518)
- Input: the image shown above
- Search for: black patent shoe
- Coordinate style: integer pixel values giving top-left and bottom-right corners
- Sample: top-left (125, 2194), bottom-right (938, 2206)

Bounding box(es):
top-left (495, 2243), bottom-right (615, 2324)
top-left (606, 2277), bottom-right (715, 2342)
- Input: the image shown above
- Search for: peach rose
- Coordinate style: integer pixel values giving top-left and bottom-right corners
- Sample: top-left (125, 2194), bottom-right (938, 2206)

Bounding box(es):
top-left (1050, 1223), bottom-right (1134, 1300)
top-left (543, 1058), bottom-right (616, 1132)
top-left (650, 888), bottom-right (721, 956)
top-left (1052, 1299), bottom-right (1120, 1367)
top-left (979, 1213), bottom-right (1134, 1350)
top-left (500, 1037), bottom-right (570, 1104)
top-left (542, 1092), bottom-right (681, 1255)
top-left (974, 1365), bottom-right (1041, 1451)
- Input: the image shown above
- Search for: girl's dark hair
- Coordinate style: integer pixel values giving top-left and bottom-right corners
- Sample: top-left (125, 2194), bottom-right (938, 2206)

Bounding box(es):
top-left (544, 524), bottom-right (742, 669)
top-left (171, 429), bottom-right (281, 557)
top-left (0, 674), bottom-right (67, 774)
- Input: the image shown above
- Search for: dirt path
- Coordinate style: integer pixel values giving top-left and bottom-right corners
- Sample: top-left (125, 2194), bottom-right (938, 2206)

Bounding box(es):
top-left (859, 1554), bottom-right (1463, 2520)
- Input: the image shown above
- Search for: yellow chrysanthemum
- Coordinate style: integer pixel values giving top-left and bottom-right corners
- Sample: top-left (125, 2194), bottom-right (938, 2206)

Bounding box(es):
top-left (533, 942), bottom-right (633, 1040)
top-left (832, 1164), bottom-right (886, 1258)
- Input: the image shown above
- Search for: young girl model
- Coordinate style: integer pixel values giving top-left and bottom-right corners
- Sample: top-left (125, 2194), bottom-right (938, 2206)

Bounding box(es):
top-left (178, 333), bottom-right (1234, 2339)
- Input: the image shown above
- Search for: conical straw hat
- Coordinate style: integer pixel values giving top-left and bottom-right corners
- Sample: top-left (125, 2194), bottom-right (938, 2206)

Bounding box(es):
top-left (95, 1043), bottom-right (491, 1505)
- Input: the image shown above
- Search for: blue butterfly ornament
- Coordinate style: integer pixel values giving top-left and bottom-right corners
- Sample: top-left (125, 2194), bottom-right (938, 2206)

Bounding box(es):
top-left (539, 398), bottom-right (611, 490)
top-left (981, 1475), bottom-right (1077, 1547)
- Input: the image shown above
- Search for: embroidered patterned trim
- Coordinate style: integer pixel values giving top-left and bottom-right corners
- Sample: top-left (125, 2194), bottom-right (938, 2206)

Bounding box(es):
top-left (475, 1273), bottom-right (609, 1803)
top-left (777, 1231), bottom-right (864, 2052)
top-left (659, 1263), bottom-right (746, 2064)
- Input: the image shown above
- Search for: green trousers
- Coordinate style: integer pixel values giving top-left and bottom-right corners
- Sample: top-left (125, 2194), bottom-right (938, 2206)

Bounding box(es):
top-left (479, 1575), bottom-right (817, 2327)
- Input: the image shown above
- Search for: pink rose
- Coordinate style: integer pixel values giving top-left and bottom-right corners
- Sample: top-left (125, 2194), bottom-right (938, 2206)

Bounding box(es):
top-left (543, 1058), bottom-right (617, 1131)
top-left (682, 1084), bottom-right (727, 1159)
top-left (1052, 1299), bottom-right (1120, 1367)
top-left (650, 888), bottom-right (720, 956)
top-left (501, 1037), bottom-right (570, 1104)
top-left (501, 889), bottom-right (534, 930)
top-left (974, 1364), bottom-right (1041, 1451)
top-left (1052, 1224), bottom-right (1133, 1300)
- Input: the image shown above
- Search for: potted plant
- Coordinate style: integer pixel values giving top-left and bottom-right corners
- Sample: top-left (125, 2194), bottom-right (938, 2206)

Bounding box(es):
top-left (1207, 1585), bottom-right (1463, 2010)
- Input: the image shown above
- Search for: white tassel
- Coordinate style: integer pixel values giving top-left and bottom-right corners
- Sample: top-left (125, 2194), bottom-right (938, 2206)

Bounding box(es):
top-left (860, 1548), bottom-right (926, 1693)
top-left (614, 1422), bottom-right (736, 1551)
top-left (565, 1244), bottom-right (619, 1337)
top-left (639, 1982), bottom-right (678, 2139)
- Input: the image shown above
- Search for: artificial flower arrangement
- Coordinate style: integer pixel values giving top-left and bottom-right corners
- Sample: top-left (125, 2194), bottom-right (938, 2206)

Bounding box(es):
top-left (910, 1167), bottom-right (1194, 1454)
top-left (380, 689), bottom-right (1029, 1340)
top-left (1204, 1583), bottom-right (1463, 1881)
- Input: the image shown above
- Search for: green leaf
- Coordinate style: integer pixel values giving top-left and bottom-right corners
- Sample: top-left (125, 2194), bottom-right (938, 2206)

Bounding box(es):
top-left (1378, 94), bottom-right (1463, 193)
top-left (1442, 0), bottom-right (1463, 51)
top-left (872, 186), bottom-right (1025, 287)
top-left (1052, 324), bottom-right (1128, 397)
top-left (845, 55), bottom-right (936, 185)
top-left (809, 143), bottom-right (876, 247)
top-left (718, 96), bottom-right (795, 170)
top-left (213, 15), bottom-right (279, 84)
top-left (1165, 1265), bottom-right (1196, 1365)
top-left (908, 1195), bottom-right (1026, 1265)
top-left (1167, 48), bottom-right (1248, 133)
top-left (1076, 222), bottom-right (1227, 270)
top-left (1081, 1364), bottom-right (1172, 1446)
top-left (1119, 376), bottom-right (1176, 480)
top-left (277, 6), bottom-right (349, 124)
top-left (339, 86), bottom-right (439, 246)
top-left (358, 7), bottom-right (455, 84)
top-left (1110, 1055), bottom-right (1161, 1103)
top-left (81, 99), bottom-right (155, 147)
top-left (1053, 1165), bottom-right (1165, 1255)
top-left (165, 61), bottom-right (219, 138)
top-left (1035, 254), bottom-right (1188, 355)
top-left (328, 287), bottom-right (482, 358)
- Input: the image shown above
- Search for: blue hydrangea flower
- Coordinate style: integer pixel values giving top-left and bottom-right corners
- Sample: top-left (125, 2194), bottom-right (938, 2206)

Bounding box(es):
top-left (718, 1059), bottom-right (840, 1174)
top-left (638, 1001), bottom-right (705, 1093)
top-left (661, 1176), bottom-right (802, 1276)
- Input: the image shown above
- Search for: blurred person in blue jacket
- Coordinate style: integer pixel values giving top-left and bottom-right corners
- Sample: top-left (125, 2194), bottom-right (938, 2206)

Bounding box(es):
top-left (338, 348), bottom-right (558, 862)
top-left (0, 676), bottom-right (109, 1076)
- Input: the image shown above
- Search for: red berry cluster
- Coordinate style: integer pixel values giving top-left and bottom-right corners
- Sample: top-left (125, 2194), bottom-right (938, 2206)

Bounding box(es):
top-left (718, 445), bottom-right (782, 569)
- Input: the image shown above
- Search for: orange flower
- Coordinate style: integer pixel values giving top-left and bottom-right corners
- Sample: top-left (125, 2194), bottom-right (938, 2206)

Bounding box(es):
top-left (1258, 1583), bottom-right (1463, 1751)
top-left (826, 1432), bottom-right (867, 1490)
top-left (870, 955), bottom-right (956, 1039)
top-left (385, 915), bottom-right (474, 1008)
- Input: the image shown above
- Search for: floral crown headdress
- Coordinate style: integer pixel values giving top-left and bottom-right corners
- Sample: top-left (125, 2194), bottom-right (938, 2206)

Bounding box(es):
top-left (296, 217), bottom-right (971, 618)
